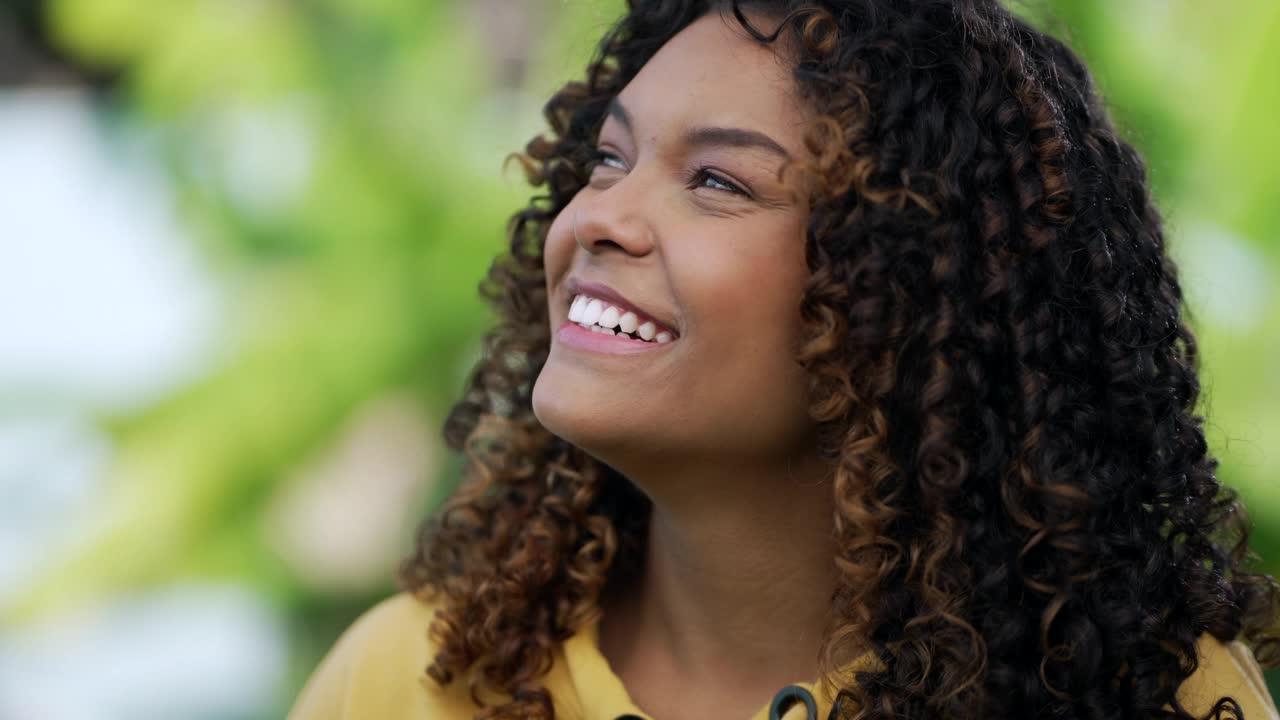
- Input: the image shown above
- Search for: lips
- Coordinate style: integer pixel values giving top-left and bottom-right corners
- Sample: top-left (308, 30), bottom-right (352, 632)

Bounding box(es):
top-left (564, 277), bottom-right (680, 338)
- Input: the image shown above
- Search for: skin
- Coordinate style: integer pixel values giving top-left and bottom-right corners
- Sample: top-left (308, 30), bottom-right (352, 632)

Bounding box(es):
top-left (531, 9), bottom-right (837, 720)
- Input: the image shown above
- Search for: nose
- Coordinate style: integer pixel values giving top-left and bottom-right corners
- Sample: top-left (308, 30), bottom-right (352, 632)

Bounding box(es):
top-left (572, 177), bottom-right (656, 257)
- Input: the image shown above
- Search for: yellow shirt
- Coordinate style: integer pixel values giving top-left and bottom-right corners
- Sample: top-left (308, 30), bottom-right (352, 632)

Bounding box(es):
top-left (288, 592), bottom-right (1280, 720)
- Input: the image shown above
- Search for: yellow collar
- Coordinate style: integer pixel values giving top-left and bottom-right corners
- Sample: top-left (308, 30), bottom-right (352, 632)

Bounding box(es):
top-left (561, 617), bottom-right (880, 720)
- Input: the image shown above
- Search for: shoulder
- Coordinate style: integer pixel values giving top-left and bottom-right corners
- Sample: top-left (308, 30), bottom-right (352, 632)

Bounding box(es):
top-left (287, 591), bottom-right (479, 720)
top-left (1175, 633), bottom-right (1279, 720)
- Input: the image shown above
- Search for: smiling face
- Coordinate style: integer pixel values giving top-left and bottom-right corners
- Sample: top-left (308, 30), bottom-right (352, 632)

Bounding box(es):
top-left (532, 9), bottom-right (819, 478)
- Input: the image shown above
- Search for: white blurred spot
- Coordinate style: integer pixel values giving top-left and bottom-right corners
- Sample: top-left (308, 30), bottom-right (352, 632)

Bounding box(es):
top-left (0, 412), bottom-right (108, 608)
top-left (1171, 221), bottom-right (1271, 333)
top-left (0, 584), bottom-right (287, 720)
top-left (189, 96), bottom-right (316, 220)
top-left (0, 88), bottom-right (223, 412)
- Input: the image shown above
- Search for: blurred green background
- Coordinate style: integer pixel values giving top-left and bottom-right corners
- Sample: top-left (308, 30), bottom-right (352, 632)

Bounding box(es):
top-left (0, 0), bottom-right (1275, 717)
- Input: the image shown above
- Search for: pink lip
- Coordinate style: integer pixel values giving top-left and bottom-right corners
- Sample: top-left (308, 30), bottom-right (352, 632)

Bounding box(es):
top-left (564, 278), bottom-right (679, 337)
top-left (555, 320), bottom-right (676, 355)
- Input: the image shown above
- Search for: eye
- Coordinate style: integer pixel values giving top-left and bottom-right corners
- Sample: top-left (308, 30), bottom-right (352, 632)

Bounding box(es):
top-left (586, 148), bottom-right (626, 172)
top-left (688, 166), bottom-right (750, 197)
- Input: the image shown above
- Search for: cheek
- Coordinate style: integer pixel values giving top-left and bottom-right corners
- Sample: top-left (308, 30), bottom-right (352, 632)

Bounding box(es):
top-left (542, 204), bottom-right (578, 282)
top-left (684, 222), bottom-right (809, 349)
top-left (677, 220), bottom-right (812, 410)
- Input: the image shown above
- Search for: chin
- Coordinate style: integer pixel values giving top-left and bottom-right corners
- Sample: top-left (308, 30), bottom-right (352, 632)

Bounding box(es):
top-left (532, 372), bottom-right (643, 466)
top-left (532, 370), bottom-right (593, 442)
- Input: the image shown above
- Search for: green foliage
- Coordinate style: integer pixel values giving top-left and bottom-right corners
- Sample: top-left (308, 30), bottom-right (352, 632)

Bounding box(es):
top-left (6, 0), bottom-right (618, 624)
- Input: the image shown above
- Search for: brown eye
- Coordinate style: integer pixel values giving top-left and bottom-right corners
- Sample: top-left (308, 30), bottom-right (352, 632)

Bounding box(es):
top-left (689, 166), bottom-right (750, 197)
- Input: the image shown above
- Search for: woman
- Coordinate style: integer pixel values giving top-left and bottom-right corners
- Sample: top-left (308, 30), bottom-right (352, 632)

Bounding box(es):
top-left (289, 1), bottom-right (1280, 718)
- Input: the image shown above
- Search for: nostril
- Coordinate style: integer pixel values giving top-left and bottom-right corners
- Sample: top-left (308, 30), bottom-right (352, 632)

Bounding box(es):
top-left (592, 239), bottom-right (626, 252)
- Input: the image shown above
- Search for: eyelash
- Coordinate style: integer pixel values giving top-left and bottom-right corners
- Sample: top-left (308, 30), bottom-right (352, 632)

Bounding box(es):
top-left (586, 148), bottom-right (750, 198)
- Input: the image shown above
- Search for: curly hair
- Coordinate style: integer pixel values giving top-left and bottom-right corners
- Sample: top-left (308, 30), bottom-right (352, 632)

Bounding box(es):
top-left (397, 1), bottom-right (1280, 718)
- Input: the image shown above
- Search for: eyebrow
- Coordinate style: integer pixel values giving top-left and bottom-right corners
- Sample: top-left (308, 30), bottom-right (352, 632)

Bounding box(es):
top-left (606, 96), bottom-right (792, 162)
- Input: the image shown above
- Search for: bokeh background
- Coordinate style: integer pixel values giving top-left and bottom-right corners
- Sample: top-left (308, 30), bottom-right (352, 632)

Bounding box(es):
top-left (0, 0), bottom-right (1277, 717)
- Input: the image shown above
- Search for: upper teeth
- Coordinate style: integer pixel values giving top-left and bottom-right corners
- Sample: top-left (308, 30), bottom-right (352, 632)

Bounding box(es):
top-left (568, 294), bottom-right (673, 343)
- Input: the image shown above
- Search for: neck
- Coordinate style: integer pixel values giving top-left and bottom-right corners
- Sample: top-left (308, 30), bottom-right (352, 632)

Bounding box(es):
top-left (598, 451), bottom-right (837, 714)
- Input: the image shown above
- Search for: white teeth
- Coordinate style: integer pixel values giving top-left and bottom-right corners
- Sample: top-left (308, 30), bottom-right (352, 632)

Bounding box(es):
top-left (568, 293), bottom-right (676, 344)
top-left (598, 305), bottom-right (621, 328)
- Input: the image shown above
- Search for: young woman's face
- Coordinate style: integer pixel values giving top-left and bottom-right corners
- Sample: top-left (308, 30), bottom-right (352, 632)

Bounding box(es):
top-left (532, 10), bottom-right (817, 474)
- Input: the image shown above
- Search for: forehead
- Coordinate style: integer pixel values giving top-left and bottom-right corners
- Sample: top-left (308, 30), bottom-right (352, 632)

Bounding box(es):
top-left (608, 11), bottom-right (809, 153)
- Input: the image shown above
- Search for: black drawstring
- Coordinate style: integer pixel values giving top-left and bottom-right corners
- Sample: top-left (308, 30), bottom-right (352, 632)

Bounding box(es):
top-left (767, 684), bottom-right (858, 720)
top-left (614, 685), bottom-right (855, 720)
top-left (769, 685), bottom-right (818, 720)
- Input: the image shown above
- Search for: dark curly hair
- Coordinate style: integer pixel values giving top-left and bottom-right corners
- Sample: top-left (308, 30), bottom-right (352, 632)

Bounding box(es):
top-left (397, 1), bottom-right (1280, 718)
